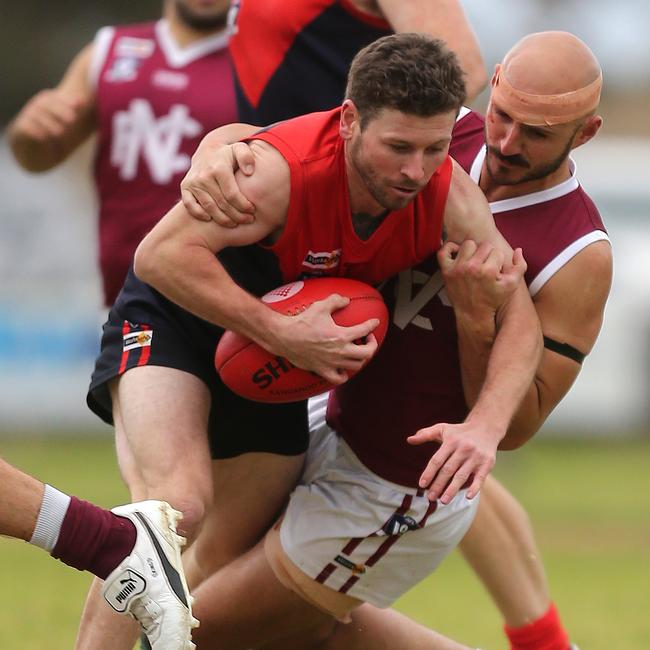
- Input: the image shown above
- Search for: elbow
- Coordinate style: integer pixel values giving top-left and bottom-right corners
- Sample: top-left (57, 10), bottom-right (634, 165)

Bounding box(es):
top-left (497, 431), bottom-right (532, 451)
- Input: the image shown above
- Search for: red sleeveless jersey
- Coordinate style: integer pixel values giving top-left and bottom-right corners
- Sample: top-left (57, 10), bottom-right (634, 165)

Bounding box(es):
top-left (228, 0), bottom-right (391, 124)
top-left (328, 108), bottom-right (609, 487)
top-left (91, 20), bottom-right (237, 305)
top-left (249, 108), bottom-right (452, 286)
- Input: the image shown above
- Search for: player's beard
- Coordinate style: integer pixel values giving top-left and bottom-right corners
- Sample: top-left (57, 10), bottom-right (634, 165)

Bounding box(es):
top-left (349, 137), bottom-right (421, 212)
top-left (484, 127), bottom-right (578, 186)
top-left (174, 1), bottom-right (229, 32)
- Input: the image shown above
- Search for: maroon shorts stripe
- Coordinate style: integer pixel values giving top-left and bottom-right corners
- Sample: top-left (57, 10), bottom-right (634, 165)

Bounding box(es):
top-left (118, 321), bottom-right (131, 374)
top-left (418, 500), bottom-right (438, 528)
top-left (339, 575), bottom-right (360, 594)
top-left (315, 563), bottom-right (338, 585)
top-left (364, 534), bottom-right (403, 568)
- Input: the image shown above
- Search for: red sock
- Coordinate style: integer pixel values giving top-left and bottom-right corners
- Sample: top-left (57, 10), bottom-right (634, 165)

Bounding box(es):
top-left (51, 497), bottom-right (136, 579)
top-left (505, 603), bottom-right (570, 650)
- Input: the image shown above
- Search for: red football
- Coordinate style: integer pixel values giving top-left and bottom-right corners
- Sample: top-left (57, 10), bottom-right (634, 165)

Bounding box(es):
top-left (215, 277), bottom-right (389, 403)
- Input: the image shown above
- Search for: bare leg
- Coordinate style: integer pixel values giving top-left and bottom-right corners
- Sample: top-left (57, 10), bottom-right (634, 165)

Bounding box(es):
top-left (191, 540), bottom-right (333, 650)
top-left (75, 366), bottom-right (213, 650)
top-left (0, 457), bottom-right (44, 539)
top-left (458, 475), bottom-right (549, 627)
top-left (183, 451), bottom-right (304, 587)
top-left (319, 604), bottom-right (472, 650)
top-left (191, 541), bottom-right (472, 650)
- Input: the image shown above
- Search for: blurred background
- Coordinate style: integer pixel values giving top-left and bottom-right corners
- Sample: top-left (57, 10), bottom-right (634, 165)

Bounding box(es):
top-left (1, 0), bottom-right (649, 435)
top-left (0, 2), bottom-right (648, 649)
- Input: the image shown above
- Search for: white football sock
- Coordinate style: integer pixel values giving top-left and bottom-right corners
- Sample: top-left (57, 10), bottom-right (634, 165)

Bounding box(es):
top-left (29, 484), bottom-right (71, 552)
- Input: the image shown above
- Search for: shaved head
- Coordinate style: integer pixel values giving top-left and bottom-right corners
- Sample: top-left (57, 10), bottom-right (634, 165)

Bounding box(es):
top-left (491, 31), bottom-right (602, 126)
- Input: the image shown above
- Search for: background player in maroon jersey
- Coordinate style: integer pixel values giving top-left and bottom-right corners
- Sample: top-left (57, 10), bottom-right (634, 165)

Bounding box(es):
top-left (180, 31), bottom-right (609, 650)
top-left (8, 2), bottom-right (237, 648)
top-left (7, 0), bottom-right (236, 307)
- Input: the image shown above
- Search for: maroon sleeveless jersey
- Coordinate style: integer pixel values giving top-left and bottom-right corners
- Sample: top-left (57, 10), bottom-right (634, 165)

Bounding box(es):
top-left (91, 21), bottom-right (237, 305)
top-left (250, 108), bottom-right (452, 286)
top-left (328, 108), bottom-right (609, 487)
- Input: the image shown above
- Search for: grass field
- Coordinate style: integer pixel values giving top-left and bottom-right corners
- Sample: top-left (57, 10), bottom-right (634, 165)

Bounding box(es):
top-left (0, 434), bottom-right (648, 649)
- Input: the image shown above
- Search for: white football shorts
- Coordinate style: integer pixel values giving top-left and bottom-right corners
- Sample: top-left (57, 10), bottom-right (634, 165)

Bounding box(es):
top-left (274, 392), bottom-right (479, 609)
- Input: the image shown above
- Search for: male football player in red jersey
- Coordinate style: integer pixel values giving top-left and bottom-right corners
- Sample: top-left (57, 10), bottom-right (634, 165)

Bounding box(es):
top-left (180, 31), bottom-right (608, 650)
top-left (227, 0), bottom-right (486, 126)
top-left (134, 33), bottom-right (540, 649)
top-left (8, 0), bottom-right (237, 307)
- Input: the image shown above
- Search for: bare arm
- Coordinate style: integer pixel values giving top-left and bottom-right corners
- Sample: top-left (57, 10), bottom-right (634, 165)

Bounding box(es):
top-left (501, 240), bottom-right (612, 448)
top-left (7, 44), bottom-right (96, 172)
top-left (375, 0), bottom-right (487, 102)
top-left (409, 162), bottom-right (542, 502)
top-left (136, 140), bottom-right (379, 384)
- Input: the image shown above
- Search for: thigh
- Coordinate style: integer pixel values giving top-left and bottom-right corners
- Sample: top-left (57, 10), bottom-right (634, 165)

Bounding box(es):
top-left (192, 540), bottom-right (333, 650)
top-left (112, 366), bottom-right (212, 502)
top-left (189, 452), bottom-right (305, 580)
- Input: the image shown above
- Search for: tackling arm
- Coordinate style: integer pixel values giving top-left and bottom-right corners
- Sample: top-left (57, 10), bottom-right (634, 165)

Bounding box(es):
top-left (408, 163), bottom-right (542, 502)
top-left (500, 240), bottom-right (612, 448)
top-left (135, 140), bottom-right (290, 343)
top-left (7, 44), bottom-right (96, 172)
top-left (444, 163), bottom-right (543, 440)
top-left (136, 140), bottom-right (379, 384)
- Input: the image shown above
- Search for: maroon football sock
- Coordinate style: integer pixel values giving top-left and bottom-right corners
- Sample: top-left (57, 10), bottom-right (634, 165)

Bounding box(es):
top-left (51, 496), bottom-right (137, 579)
top-left (505, 603), bottom-right (571, 650)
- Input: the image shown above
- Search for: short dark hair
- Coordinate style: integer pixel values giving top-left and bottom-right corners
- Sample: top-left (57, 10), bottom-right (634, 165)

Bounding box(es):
top-left (345, 33), bottom-right (467, 128)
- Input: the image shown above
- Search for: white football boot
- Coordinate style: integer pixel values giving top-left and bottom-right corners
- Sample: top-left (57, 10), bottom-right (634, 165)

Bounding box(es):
top-left (102, 500), bottom-right (199, 649)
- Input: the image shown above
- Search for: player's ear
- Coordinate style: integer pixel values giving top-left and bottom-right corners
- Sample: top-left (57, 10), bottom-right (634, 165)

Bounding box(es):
top-left (340, 100), bottom-right (360, 140)
top-left (572, 114), bottom-right (602, 149)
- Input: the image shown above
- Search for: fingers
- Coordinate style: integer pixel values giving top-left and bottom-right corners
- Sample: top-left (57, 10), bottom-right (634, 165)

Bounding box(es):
top-left (410, 422), bottom-right (496, 503)
top-left (319, 293), bottom-right (351, 313)
top-left (436, 240), bottom-right (460, 270)
top-left (18, 92), bottom-right (82, 140)
top-left (232, 142), bottom-right (255, 175)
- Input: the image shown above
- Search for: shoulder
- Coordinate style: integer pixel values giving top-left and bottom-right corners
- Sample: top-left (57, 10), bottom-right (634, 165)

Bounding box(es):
top-left (442, 159), bottom-right (495, 242)
top-left (534, 239), bottom-right (612, 351)
top-left (235, 140), bottom-right (290, 230)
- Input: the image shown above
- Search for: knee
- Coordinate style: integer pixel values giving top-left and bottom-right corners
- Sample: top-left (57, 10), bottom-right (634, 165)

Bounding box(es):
top-left (127, 480), bottom-right (213, 542)
top-left (305, 619), bottom-right (339, 648)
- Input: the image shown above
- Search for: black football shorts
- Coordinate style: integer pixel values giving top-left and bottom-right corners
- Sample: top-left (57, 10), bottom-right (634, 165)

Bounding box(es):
top-left (88, 263), bottom-right (309, 459)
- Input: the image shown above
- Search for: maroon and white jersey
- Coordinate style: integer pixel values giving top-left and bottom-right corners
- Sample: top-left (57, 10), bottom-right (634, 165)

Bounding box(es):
top-left (90, 20), bottom-right (237, 305)
top-left (327, 108), bottom-right (610, 488)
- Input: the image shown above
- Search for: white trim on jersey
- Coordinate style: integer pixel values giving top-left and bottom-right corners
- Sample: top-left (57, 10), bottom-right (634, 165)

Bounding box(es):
top-left (456, 106), bottom-right (472, 123)
top-left (88, 26), bottom-right (116, 90)
top-left (528, 230), bottom-right (611, 297)
top-left (155, 19), bottom-right (230, 68)
top-left (469, 146), bottom-right (581, 211)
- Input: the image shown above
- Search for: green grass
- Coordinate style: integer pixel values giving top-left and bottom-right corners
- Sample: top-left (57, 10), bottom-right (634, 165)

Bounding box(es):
top-left (1, 435), bottom-right (649, 649)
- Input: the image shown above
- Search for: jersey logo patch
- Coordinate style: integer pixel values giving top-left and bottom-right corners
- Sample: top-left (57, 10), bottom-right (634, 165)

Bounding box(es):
top-left (123, 329), bottom-right (154, 351)
top-left (152, 69), bottom-right (189, 91)
top-left (301, 249), bottom-right (341, 271)
top-left (379, 514), bottom-right (418, 537)
top-left (334, 555), bottom-right (366, 575)
top-left (115, 37), bottom-right (155, 59)
top-left (105, 57), bottom-right (143, 83)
